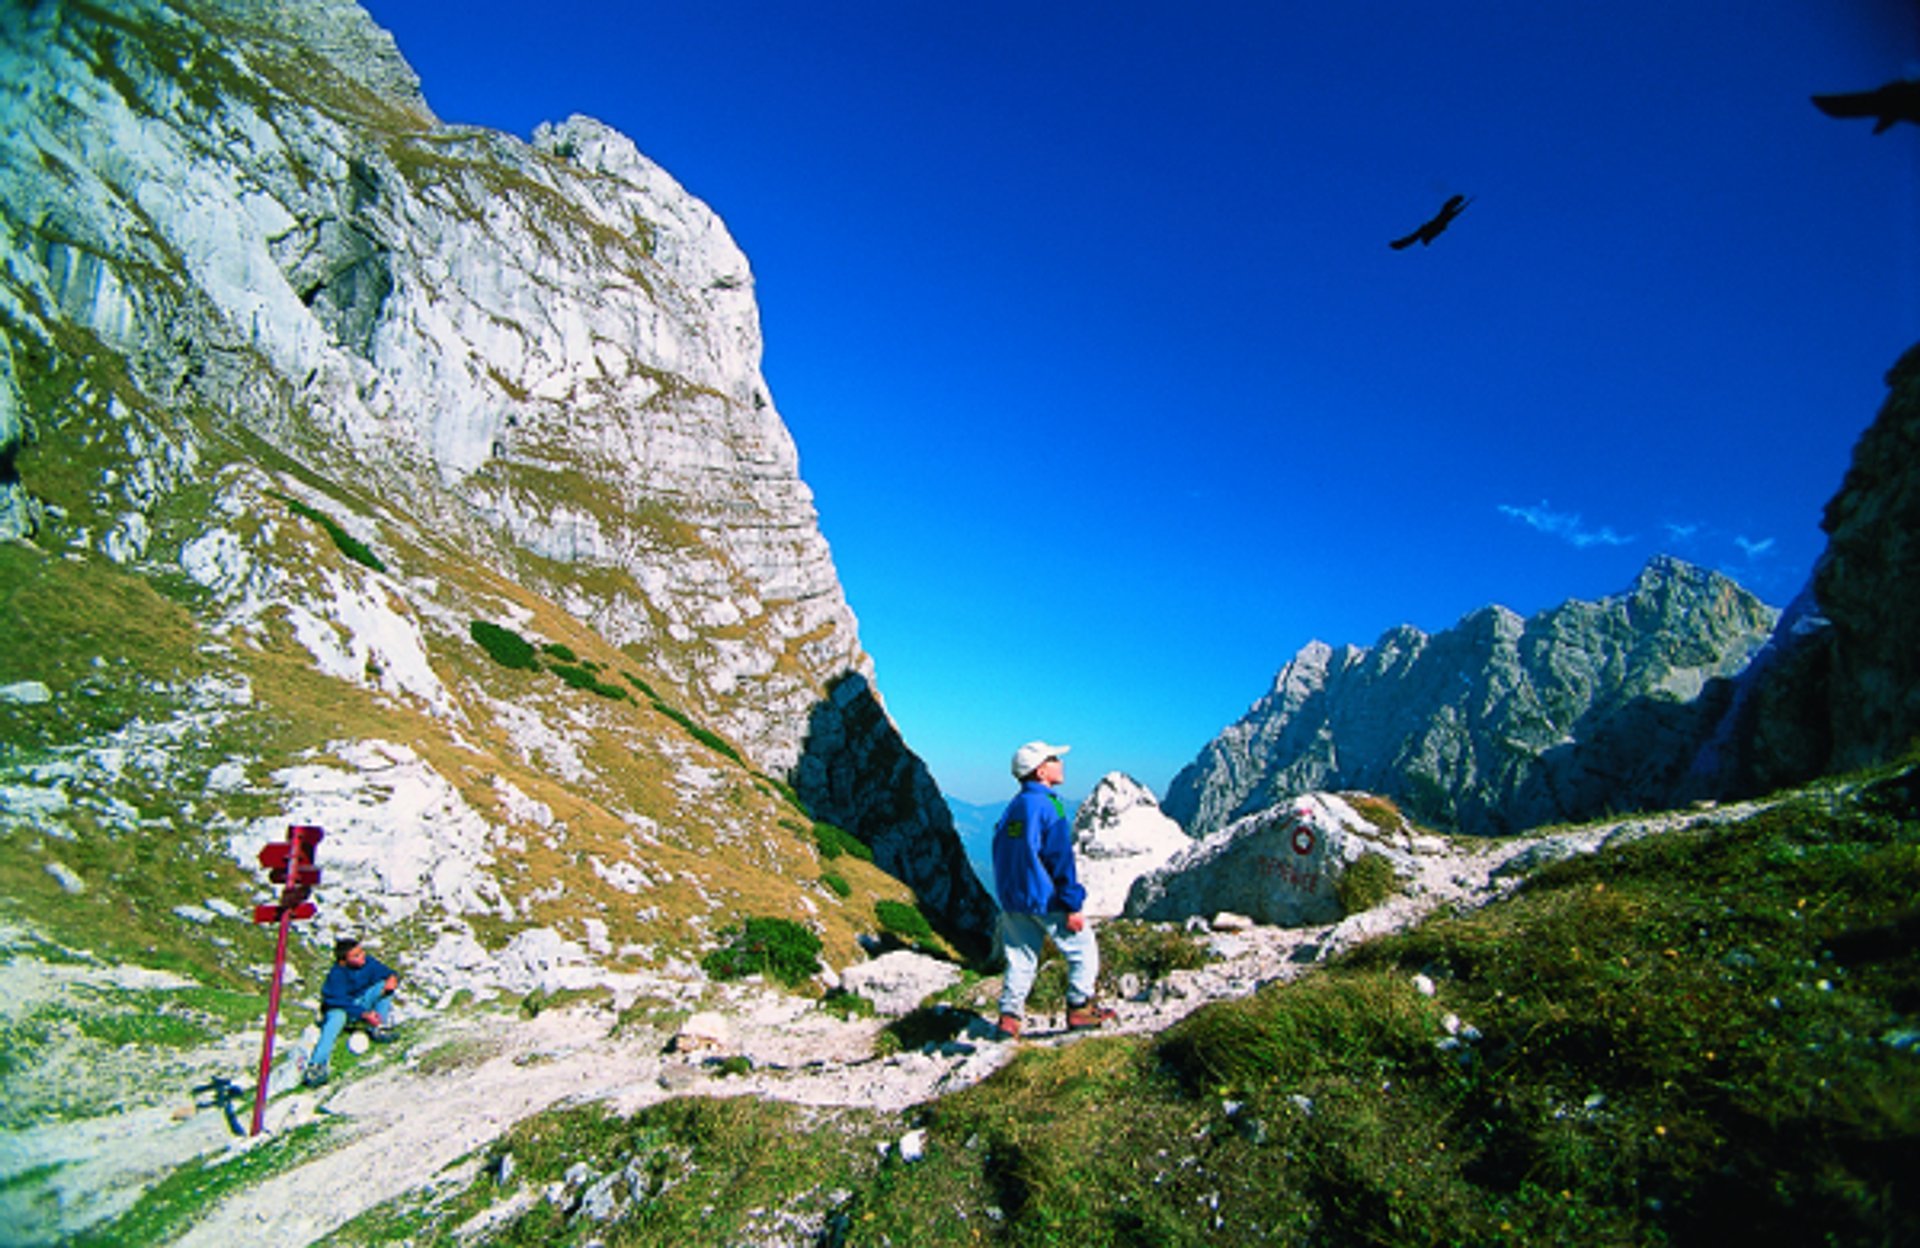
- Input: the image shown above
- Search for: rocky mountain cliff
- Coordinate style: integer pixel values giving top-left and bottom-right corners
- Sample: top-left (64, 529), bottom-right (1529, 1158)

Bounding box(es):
top-left (1163, 556), bottom-right (1776, 837)
top-left (1688, 342), bottom-right (1920, 797)
top-left (0, 0), bottom-right (993, 1018)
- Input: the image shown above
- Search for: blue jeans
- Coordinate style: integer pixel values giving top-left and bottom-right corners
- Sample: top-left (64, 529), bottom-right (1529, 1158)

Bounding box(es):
top-left (309, 982), bottom-right (392, 1071)
top-left (998, 910), bottom-right (1099, 1018)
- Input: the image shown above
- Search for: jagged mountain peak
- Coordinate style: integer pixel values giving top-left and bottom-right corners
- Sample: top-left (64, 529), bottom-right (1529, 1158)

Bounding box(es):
top-left (1165, 555), bottom-right (1776, 838)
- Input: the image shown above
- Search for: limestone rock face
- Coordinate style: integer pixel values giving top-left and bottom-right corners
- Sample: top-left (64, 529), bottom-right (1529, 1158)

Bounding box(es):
top-left (1683, 342), bottom-right (1920, 797)
top-left (1164, 557), bottom-right (1776, 837)
top-left (1070, 772), bottom-right (1192, 917)
top-left (1124, 792), bottom-right (1417, 927)
top-left (0, 0), bottom-right (869, 770)
top-left (0, 0), bottom-right (991, 986)
top-left (1813, 343), bottom-right (1920, 773)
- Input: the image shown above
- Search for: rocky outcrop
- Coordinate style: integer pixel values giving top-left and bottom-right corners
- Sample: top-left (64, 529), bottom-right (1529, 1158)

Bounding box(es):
top-left (795, 675), bottom-right (997, 958)
top-left (1683, 342), bottom-right (1920, 797)
top-left (1811, 343), bottom-right (1920, 772)
top-left (1070, 773), bottom-right (1192, 916)
top-left (1124, 791), bottom-right (1420, 926)
top-left (1164, 557), bottom-right (1776, 837)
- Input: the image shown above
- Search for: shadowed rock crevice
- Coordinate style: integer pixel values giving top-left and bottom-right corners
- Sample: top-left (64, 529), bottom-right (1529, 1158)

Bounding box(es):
top-left (792, 673), bottom-right (997, 960)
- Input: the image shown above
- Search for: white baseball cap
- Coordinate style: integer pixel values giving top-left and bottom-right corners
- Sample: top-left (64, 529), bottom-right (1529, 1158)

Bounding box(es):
top-left (1011, 740), bottom-right (1070, 779)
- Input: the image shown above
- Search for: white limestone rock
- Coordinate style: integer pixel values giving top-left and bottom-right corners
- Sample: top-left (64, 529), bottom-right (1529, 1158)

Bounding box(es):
top-left (837, 949), bottom-right (961, 1017)
top-left (1071, 773), bottom-right (1192, 917)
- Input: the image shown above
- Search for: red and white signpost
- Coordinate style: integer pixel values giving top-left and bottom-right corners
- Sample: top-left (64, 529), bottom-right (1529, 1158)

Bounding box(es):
top-left (249, 824), bottom-right (324, 1136)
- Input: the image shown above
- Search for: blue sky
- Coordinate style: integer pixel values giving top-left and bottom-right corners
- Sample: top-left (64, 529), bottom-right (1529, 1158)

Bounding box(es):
top-left (360, 1), bottom-right (1919, 805)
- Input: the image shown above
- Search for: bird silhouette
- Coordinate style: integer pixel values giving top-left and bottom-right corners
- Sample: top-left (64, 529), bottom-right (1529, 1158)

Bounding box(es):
top-left (1811, 79), bottom-right (1920, 133)
top-left (1390, 194), bottom-right (1470, 250)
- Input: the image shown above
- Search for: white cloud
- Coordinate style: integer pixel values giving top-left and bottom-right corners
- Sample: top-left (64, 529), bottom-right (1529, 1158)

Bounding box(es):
top-left (1734, 535), bottom-right (1776, 559)
top-left (1663, 522), bottom-right (1700, 544)
top-left (1497, 501), bottom-right (1634, 549)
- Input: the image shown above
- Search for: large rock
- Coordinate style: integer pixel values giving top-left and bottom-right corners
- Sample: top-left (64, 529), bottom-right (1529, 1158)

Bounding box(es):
top-left (1124, 792), bottom-right (1416, 927)
top-left (1071, 773), bottom-right (1192, 917)
top-left (837, 949), bottom-right (961, 1017)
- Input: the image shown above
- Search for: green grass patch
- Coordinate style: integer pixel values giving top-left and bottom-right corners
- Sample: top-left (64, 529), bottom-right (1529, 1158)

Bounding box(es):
top-left (819, 871), bottom-right (851, 898)
top-left (878, 1003), bottom-right (974, 1055)
top-left (549, 661), bottom-right (629, 701)
top-left (272, 492), bottom-right (386, 573)
top-left (819, 989), bottom-right (876, 1020)
top-left (649, 701), bottom-right (742, 764)
top-left (469, 620), bottom-right (539, 671)
top-left (874, 899), bottom-right (935, 944)
top-left (1334, 849), bottom-right (1403, 914)
top-left (810, 821), bottom-right (872, 862)
top-left (1345, 791), bottom-right (1409, 833)
top-left (699, 917), bottom-right (822, 988)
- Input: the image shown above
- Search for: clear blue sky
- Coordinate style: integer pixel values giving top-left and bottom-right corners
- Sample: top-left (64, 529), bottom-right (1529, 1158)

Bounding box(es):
top-left (360, 1), bottom-right (1919, 805)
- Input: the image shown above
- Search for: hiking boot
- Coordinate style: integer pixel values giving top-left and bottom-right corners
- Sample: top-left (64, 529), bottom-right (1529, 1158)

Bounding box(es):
top-left (1066, 1001), bottom-right (1117, 1031)
top-left (994, 1014), bottom-right (1022, 1040)
top-left (369, 1026), bottom-right (396, 1044)
top-left (302, 1064), bottom-right (329, 1088)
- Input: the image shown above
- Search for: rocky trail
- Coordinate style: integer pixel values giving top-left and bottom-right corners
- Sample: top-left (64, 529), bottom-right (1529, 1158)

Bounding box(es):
top-left (152, 812), bottom-right (1698, 1246)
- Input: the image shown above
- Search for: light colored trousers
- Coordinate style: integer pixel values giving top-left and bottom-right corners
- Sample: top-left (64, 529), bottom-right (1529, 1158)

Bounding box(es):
top-left (998, 910), bottom-right (1099, 1018)
top-left (309, 982), bottom-right (391, 1071)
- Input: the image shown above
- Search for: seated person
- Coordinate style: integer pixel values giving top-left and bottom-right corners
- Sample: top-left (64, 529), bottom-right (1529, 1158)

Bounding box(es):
top-left (304, 935), bottom-right (398, 1087)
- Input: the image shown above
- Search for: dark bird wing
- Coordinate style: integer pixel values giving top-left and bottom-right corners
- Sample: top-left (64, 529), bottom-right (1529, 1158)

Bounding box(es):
top-left (1812, 80), bottom-right (1920, 132)
top-left (1389, 195), bottom-right (1470, 250)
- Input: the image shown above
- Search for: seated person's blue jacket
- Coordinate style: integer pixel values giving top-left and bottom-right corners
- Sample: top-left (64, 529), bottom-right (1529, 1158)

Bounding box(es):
top-left (320, 955), bottom-right (396, 1012)
top-left (991, 780), bottom-right (1087, 915)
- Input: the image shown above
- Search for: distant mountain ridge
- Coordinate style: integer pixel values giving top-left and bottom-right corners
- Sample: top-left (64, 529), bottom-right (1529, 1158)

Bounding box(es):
top-left (1164, 556), bottom-right (1776, 837)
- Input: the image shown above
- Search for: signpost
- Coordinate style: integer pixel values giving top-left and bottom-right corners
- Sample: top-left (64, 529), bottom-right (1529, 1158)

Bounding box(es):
top-left (249, 824), bottom-right (324, 1136)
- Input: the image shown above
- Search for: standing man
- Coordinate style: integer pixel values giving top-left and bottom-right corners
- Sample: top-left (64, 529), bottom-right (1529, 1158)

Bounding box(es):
top-left (990, 740), bottom-right (1116, 1038)
top-left (304, 935), bottom-right (398, 1087)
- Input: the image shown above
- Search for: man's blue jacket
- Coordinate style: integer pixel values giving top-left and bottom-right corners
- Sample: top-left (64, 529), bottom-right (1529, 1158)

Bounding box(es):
top-left (991, 780), bottom-right (1087, 915)
top-left (320, 955), bottom-right (396, 1012)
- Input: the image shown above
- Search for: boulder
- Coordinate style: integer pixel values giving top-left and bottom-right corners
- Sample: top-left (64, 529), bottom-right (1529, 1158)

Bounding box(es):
top-left (1124, 792), bottom-right (1416, 927)
top-left (670, 1011), bottom-right (736, 1054)
top-left (837, 949), bottom-right (960, 1017)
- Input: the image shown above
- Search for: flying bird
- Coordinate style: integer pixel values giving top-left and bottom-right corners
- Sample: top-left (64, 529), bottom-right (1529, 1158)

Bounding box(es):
top-left (1390, 194), bottom-right (1470, 250)
top-left (1811, 79), bottom-right (1920, 133)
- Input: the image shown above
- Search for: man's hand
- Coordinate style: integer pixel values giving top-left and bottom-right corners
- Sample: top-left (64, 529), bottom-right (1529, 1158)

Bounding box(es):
top-left (1066, 912), bottom-right (1086, 934)
top-left (384, 975), bottom-right (398, 993)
